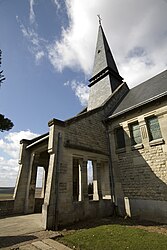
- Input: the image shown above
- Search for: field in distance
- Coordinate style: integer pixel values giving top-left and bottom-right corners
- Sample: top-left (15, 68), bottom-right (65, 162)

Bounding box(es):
top-left (0, 187), bottom-right (14, 200)
top-left (0, 187), bottom-right (42, 200)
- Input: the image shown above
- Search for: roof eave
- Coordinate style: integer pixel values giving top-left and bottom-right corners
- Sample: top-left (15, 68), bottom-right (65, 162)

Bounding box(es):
top-left (108, 91), bottom-right (167, 120)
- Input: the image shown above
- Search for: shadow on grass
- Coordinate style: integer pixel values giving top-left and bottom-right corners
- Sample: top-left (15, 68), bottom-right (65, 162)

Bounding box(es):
top-left (60, 215), bottom-right (164, 231)
top-left (0, 235), bottom-right (38, 248)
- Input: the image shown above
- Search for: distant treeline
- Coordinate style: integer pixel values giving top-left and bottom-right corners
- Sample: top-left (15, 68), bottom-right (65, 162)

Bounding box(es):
top-left (0, 187), bottom-right (14, 194)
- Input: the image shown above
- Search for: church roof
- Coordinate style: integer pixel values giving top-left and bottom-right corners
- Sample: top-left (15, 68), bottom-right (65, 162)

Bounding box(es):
top-left (109, 69), bottom-right (167, 119)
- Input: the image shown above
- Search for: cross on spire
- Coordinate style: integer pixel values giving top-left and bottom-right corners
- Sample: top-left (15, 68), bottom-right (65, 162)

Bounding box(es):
top-left (97, 14), bottom-right (102, 25)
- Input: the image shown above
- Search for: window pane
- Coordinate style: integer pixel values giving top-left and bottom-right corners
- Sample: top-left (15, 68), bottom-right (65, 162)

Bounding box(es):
top-left (115, 127), bottom-right (125, 148)
top-left (130, 122), bottom-right (142, 145)
top-left (147, 117), bottom-right (162, 140)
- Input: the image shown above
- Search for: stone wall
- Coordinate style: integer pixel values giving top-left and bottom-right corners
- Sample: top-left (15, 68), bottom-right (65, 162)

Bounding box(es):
top-left (56, 146), bottom-right (112, 226)
top-left (0, 198), bottom-right (43, 217)
top-left (65, 110), bottom-right (108, 155)
top-left (0, 200), bottom-right (14, 217)
top-left (59, 200), bottom-right (114, 226)
top-left (64, 82), bottom-right (129, 156)
top-left (109, 98), bottom-right (167, 222)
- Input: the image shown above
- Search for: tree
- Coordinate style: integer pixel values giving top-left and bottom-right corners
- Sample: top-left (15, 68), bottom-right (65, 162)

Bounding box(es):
top-left (0, 49), bottom-right (14, 131)
top-left (0, 114), bottom-right (13, 132)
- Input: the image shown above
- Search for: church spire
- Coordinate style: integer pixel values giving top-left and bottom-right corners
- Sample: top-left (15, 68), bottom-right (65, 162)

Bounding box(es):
top-left (87, 22), bottom-right (123, 111)
top-left (91, 22), bottom-right (119, 78)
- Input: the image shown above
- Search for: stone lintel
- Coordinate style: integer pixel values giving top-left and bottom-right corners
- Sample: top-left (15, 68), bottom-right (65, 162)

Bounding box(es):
top-left (64, 141), bottom-right (108, 156)
top-left (48, 118), bottom-right (65, 127)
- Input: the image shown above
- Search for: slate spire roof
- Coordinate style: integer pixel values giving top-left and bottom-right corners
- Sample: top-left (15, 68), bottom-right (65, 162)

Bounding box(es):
top-left (91, 24), bottom-right (119, 77)
top-left (89, 24), bottom-right (123, 89)
top-left (88, 23), bottom-right (124, 110)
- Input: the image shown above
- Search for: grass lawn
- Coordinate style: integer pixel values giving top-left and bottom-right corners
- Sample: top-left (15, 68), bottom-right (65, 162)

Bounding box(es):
top-left (58, 223), bottom-right (167, 250)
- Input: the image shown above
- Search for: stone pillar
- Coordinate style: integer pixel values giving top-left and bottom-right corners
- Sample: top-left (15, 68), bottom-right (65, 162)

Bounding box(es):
top-left (42, 119), bottom-right (63, 230)
top-left (13, 140), bottom-right (31, 214)
top-left (97, 162), bottom-right (102, 199)
top-left (24, 153), bottom-right (39, 214)
top-left (78, 160), bottom-right (82, 201)
top-left (41, 169), bottom-right (46, 198)
top-left (93, 161), bottom-right (98, 200)
top-left (78, 159), bottom-right (89, 201)
top-left (100, 161), bottom-right (111, 199)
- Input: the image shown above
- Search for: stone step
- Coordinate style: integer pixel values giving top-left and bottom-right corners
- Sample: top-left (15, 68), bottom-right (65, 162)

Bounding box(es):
top-left (19, 243), bottom-right (39, 250)
top-left (43, 239), bottom-right (72, 250)
top-left (32, 240), bottom-right (52, 249)
top-left (19, 238), bottom-right (72, 250)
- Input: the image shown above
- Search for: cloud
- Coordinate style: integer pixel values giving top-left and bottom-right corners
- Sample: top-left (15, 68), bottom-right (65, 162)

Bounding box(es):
top-left (64, 80), bottom-right (89, 106)
top-left (18, 0), bottom-right (167, 93)
top-left (47, 0), bottom-right (167, 86)
top-left (17, 18), bottom-right (46, 63)
top-left (16, 1), bottom-right (46, 64)
top-left (52, 0), bottom-right (61, 10)
top-left (29, 0), bottom-right (36, 24)
top-left (35, 50), bottom-right (45, 62)
top-left (0, 130), bottom-right (39, 187)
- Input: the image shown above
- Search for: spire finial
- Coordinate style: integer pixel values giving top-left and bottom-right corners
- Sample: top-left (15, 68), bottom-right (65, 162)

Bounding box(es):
top-left (97, 14), bottom-right (102, 25)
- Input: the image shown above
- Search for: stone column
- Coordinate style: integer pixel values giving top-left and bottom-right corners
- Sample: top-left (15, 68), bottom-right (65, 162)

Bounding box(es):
top-left (78, 159), bottom-right (89, 201)
top-left (41, 169), bottom-right (46, 198)
top-left (13, 139), bottom-right (31, 214)
top-left (97, 162), bottom-right (102, 199)
top-left (93, 161), bottom-right (98, 200)
top-left (24, 153), bottom-right (40, 214)
top-left (100, 161), bottom-right (111, 199)
top-left (78, 160), bottom-right (82, 201)
top-left (42, 119), bottom-right (63, 230)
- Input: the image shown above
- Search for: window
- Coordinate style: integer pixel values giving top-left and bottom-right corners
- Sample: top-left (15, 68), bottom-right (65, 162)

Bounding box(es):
top-left (129, 122), bottom-right (142, 145)
top-left (115, 127), bottom-right (125, 149)
top-left (146, 116), bottom-right (162, 141)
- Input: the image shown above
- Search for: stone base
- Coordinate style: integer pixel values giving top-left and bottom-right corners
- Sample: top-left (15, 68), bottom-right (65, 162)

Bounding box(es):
top-left (58, 199), bottom-right (114, 226)
top-left (118, 198), bottom-right (167, 223)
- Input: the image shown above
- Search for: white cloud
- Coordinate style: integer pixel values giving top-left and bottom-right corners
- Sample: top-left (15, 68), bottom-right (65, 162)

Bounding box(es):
top-left (17, 20), bottom-right (46, 63)
top-left (29, 0), bottom-right (36, 24)
top-left (64, 80), bottom-right (89, 106)
top-left (35, 50), bottom-right (45, 62)
top-left (47, 0), bottom-right (167, 86)
top-left (52, 0), bottom-right (61, 10)
top-left (18, 0), bottom-right (167, 99)
top-left (0, 130), bottom-right (39, 187)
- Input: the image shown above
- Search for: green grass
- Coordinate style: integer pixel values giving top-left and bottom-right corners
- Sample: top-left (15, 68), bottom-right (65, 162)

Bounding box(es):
top-left (58, 224), bottom-right (167, 250)
top-left (0, 193), bottom-right (13, 200)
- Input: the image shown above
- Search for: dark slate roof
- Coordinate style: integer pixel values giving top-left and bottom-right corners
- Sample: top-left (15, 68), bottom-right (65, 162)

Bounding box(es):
top-left (109, 69), bottom-right (167, 119)
top-left (91, 25), bottom-right (119, 77)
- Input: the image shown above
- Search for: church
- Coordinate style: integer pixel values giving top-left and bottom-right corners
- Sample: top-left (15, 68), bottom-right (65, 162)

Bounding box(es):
top-left (13, 23), bottom-right (167, 230)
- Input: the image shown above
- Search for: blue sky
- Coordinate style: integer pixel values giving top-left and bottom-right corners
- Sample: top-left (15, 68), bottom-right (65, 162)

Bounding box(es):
top-left (0, 0), bottom-right (167, 186)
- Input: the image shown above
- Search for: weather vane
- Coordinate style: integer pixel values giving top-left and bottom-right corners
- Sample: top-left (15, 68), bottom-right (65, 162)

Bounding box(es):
top-left (97, 14), bottom-right (102, 25)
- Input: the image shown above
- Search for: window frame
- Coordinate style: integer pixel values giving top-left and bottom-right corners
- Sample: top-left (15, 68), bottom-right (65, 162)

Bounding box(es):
top-left (145, 116), bottom-right (162, 142)
top-left (115, 126), bottom-right (125, 150)
top-left (129, 121), bottom-right (142, 146)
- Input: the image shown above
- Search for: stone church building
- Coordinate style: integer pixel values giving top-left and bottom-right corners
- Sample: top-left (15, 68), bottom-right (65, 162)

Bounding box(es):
top-left (13, 24), bottom-right (167, 229)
